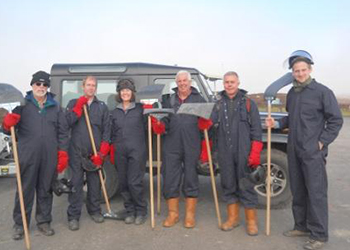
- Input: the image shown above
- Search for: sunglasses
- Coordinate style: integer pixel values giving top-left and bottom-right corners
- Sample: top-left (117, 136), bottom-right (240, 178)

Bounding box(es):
top-left (34, 82), bottom-right (49, 87)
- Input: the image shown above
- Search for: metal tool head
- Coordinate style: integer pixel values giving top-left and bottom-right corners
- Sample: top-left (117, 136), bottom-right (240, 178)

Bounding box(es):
top-left (137, 84), bottom-right (166, 105)
top-left (0, 108), bottom-right (8, 125)
top-left (0, 83), bottom-right (24, 105)
top-left (143, 108), bottom-right (174, 120)
top-left (0, 83), bottom-right (25, 121)
top-left (102, 210), bottom-right (126, 220)
top-left (177, 103), bottom-right (215, 119)
top-left (263, 73), bottom-right (293, 101)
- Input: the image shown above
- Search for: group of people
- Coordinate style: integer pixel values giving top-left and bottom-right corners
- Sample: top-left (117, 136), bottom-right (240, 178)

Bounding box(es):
top-left (1, 50), bottom-right (343, 250)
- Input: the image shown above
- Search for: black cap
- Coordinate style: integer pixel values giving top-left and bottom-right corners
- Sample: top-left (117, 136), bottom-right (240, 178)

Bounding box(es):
top-left (117, 78), bottom-right (136, 92)
top-left (30, 71), bottom-right (51, 87)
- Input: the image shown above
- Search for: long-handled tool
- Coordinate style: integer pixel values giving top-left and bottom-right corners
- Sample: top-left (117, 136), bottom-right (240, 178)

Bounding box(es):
top-left (142, 108), bottom-right (174, 220)
top-left (156, 133), bottom-right (161, 215)
top-left (265, 100), bottom-right (272, 236)
top-left (177, 103), bottom-right (222, 228)
top-left (0, 84), bottom-right (30, 249)
top-left (264, 72), bottom-right (294, 236)
top-left (147, 116), bottom-right (155, 228)
top-left (83, 105), bottom-right (118, 219)
top-left (203, 127), bottom-right (222, 228)
top-left (11, 126), bottom-right (31, 249)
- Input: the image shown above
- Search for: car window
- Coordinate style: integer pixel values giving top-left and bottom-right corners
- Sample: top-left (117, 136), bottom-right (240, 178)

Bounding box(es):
top-left (62, 79), bottom-right (117, 110)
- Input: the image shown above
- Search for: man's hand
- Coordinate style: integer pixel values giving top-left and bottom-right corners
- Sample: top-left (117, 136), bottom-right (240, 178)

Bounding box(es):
top-left (318, 141), bottom-right (324, 150)
top-left (56, 151), bottom-right (69, 173)
top-left (91, 154), bottom-right (103, 168)
top-left (248, 141), bottom-right (264, 168)
top-left (151, 116), bottom-right (165, 135)
top-left (72, 96), bottom-right (88, 118)
top-left (99, 141), bottom-right (110, 157)
top-left (198, 118), bottom-right (213, 131)
top-left (2, 113), bottom-right (21, 131)
top-left (265, 117), bottom-right (275, 129)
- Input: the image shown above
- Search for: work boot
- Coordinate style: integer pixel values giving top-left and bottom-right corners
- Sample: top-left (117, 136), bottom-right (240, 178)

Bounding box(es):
top-left (90, 213), bottom-right (104, 223)
top-left (244, 208), bottom-right (258, 236)
top-left (303, 239), bottom-right (325, 250)
top-left (135, 215), bottom-right (147, 225)
top-left (283, 229), bottom-right (311, 237)
top-left (12, 224), bottom-right (24, 241)
top-left (37, 223), bottom-right (55, 236)
top-left (184, 197), bottom-right (197, 228)
top-left (163, 197), bottom-right (180, 227)
top-left (221, 203), bottom-right (240, 231)
top-left (68, 219), bottom-right (79, 231)
top-left (125, 215), bottom-right (135, 224)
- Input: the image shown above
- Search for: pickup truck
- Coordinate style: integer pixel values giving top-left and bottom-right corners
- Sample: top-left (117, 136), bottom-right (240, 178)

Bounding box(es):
top-left (3, 63), bottom-right (290, 208)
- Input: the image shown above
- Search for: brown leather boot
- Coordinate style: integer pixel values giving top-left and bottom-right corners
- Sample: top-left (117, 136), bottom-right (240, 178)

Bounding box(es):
top-left (221, 203), bottom-right (240, 231)
top-left (184, 198), bottom-right (197, 228)
top-left (163, 197), bottom-right (180, 227)
top-left (245, 208), bottom-right (258, 236)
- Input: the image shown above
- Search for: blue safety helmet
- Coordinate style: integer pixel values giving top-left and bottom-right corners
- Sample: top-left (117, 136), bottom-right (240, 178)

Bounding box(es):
top-left (288, 50), bottom-right (314, 69)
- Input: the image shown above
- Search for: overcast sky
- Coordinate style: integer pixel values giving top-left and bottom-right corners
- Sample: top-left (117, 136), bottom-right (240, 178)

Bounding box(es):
top-left (1, 0), bottom-right (349, 96)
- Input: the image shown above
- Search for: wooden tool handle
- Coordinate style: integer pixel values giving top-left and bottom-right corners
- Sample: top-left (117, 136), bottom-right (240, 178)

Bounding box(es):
top-left (157, 134), bottom-right (161, 215)
top-left (11, 127), bottom-right (31, 249)
top-left (83, 105), bottom-right (111, 212)
top-left (148, 116), bottom-right (155, 228)
top-left (204, 129), bottom-right (222, 228)
top-left (266, 101), bottom-right (272, 236)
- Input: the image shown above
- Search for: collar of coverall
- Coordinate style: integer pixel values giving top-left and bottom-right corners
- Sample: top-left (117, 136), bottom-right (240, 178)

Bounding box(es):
top-left (116, 101), bottom-right (136, 111)
top-left (218, 88), bottom-right (248, 99)
top-left (25, 90), bottom-right (57, 108)
top-left (293, 77), bottom-right (316, 92)
top-left (171, 86), bottom-right (200, 96)
top-left (88, 95), bottom-right (100, 104)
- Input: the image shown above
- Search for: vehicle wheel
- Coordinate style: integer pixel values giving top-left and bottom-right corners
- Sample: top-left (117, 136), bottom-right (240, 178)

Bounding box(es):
top-left (101, 156), bottom-right (119, 201)
top-left (255, 148), bottom-right (292, 209)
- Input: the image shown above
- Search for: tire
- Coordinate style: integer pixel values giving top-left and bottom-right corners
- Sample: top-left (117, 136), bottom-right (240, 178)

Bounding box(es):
top-left (255, 148), bottom-right (292, 209)
top-left (101, 156), bottom-right (119, 200)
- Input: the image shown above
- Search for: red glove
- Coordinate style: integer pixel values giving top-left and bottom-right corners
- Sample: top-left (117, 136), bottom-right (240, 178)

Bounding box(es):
top-left (151, 116), bottom-right (165, 135)
top-left (143, 104), bottom-right (153, 109)
top-left (200, 139), bottom-right (212, 163)
top-left (198, 118), bottom-right (213, 131)
top-left (56, 151), bottom-right (69, 173)
top-left (2, 113), bottom-right (21, 131)
top-left (110, 144), bottom-right (115, 165)
top-left (99, 141), bottom-right (110, 157)
top-left (248, 141), bottom-right (263, 168)
top-left (72, 96), bottom-right (88, 118)
top-left (91, 154), bottom-right (103, 168)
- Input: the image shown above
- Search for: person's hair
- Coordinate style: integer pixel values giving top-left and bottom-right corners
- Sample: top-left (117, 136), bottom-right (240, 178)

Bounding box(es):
top-left (291, 57), bottom-right (313, 70)
top-left (115, 91), bottom-right (136, 103)
top-left (82, 75), bottom-right (97, 86)
top-left (223, 71), bottom-right (239, 79)
top-left (176, 70), bottom-right (191, 82)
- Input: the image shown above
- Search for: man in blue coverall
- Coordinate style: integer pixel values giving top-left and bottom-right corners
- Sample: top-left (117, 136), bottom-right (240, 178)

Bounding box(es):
top-left (266, 50), bottom-right (343, 250)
